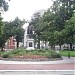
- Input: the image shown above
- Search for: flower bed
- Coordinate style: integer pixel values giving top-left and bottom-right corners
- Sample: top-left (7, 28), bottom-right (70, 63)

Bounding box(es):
top-left (13, 55), bottom-right (47, 59)
top-left (0, 49), bottom-right (62, 61)
top-left (1, 55), bottom-right (62, 61)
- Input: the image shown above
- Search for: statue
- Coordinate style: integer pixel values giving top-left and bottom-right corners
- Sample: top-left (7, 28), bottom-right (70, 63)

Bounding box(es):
top-left (27, 25), bottom-right (33, 34)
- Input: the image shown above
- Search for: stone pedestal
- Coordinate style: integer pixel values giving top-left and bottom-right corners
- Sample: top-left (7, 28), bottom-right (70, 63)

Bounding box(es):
top-left (26, 39), bottom-right (34, 50)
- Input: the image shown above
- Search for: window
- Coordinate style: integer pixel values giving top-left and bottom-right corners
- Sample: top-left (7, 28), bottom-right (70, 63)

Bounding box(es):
top-left (29, 42), bottom-right (32, 47)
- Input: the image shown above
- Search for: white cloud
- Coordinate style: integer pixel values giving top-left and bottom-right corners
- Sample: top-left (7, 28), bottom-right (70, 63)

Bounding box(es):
top-left (2, 0), bottom-right (53, 29)
top-left (2, 0), bottom-right (53, 21)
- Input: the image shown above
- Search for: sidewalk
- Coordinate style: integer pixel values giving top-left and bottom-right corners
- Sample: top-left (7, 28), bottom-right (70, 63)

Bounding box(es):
top-left (0, 70), bottom-right (74, 75)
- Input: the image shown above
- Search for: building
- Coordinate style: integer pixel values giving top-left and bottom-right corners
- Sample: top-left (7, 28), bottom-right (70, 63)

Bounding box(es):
top-left (5, 36), bottom-right (17, 51)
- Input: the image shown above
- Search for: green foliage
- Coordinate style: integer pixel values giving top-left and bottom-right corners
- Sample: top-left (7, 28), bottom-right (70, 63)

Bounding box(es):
top-left (30, 0), bottom-right (75, 50)
top-left (0, 17), bottom-right (3, 34)
top-left (2, 52), bottom-right (10, 58)
top-left (0, 22), bottom-right (7, 50)
top-left (30, 12), bottom-right (44, 49)
top-left (50, 51), bottom-right (61, 58)
top-left (0, 22), bottom-right (12, 50)
top-left (0, 0), bottom-right (9, 12)
top-left (0, 0), bottom-right (9, 50)
top-left (62, 16), bottom-right (75, 49)
top-left (2, 17), bottom-right (26, 49)
top-left (10, 17), bottom-right (25, 48)
top-left (1, 49), bottom-right (61, 58)
top-left (10, 49), bottom-right (26, 56)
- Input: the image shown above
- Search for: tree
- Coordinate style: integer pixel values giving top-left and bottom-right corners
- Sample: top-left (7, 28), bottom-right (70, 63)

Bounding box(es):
top-left (0, 0), bottom-right (9, 33)
top-left (54, 31), bottom-right (65, 50)
top-left (29, 0), bottom-right (75, 50)
top-left (41, 10), bottom-right (54, 49)
top-left (0, 0), bottom-right (9, 12)
top-left (63, 16), bottom-right (75, 50)
top-left (30, 12), bottom-right (44, 49)
top-left (0, 21), bottom-right (13, 51)
top-left (1, 17), bottom-right (25, 49)
top-left (10, 17), bottom-right (25, 48)
top-left (0, 0), bottom-right (9, 51)
top-left (0, 17), bottom-right (3, 34)
top-left (49, 0), bottom-right (75, 49)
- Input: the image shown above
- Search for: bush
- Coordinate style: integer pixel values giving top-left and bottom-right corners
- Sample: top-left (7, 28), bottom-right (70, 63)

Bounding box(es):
top-left (2, 53), bottom-right (9, 58)
top-left (50, 51), bottom-right (61, 58)
top-left (51, 53), bottom-right (61, 58)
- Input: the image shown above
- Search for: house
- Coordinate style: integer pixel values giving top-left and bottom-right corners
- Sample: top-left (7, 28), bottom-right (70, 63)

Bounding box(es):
top-left (4, 36), bottom-right (17, 51)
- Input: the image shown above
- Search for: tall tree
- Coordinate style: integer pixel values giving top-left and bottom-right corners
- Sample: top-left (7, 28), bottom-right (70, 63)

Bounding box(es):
top-left (63, 16), bottom-right (75, 50)
top-left (0, 0), bottom-right (9, 12)
top-left (30, 12), bottom-right (44, 49)
top-left (29, 0), bottom-right (75, 50)
top-left (10, 17), bottom-right (25, 48)
top-left (0, 0), bottom-right (9, 34)
top-left (0, 0), bottom-right (9, 51)
top-left (49, 0), bottom-right (75, 49)
top-left (41, 9), bottom-right (56, 49)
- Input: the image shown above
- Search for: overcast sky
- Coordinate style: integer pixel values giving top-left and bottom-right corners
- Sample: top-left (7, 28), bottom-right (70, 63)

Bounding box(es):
top-left (2, 0), bottom-right (53, 28)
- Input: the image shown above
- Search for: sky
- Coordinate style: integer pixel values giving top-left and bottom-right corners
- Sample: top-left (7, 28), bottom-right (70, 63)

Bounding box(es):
top-left (2, 0), bottom-right (53, 28)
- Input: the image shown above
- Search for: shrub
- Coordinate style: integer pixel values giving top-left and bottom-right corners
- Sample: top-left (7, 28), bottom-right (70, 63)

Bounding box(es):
top-left (51, 53), bottom-right (61, 58)
top-left (49, 51), bottom-right (61, 58)
top-left (2, 53), bottom-right (9, 58)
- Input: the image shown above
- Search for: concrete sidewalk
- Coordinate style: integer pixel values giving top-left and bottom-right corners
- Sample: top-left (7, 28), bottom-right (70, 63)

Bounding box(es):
top-left (0, 57), bottom-right (74, 64)
top-left (0, 70), bottom-right (74, 75)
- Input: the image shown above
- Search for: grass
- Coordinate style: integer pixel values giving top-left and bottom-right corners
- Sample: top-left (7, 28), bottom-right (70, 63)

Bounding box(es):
top-left (0, 49), bottom-right (61, 58)
top-left (59, 51), bottom-right (75, 57)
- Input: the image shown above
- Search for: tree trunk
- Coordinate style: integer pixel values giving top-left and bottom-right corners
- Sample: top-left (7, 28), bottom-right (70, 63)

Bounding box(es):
top-left (17, 41), bottom-right (19, 49)
top-left (70, 43), bottom-right (72, 50)
top-left (51, 45), bottom-right (52, 50)
top-left (1, 48), bottom-right (3, 51)
top-left (69, 34), bottom-right (73, 50)
top-left (45, 41), bottom-right (48, 49)
top-left (59, 45), bottom-right (61, 50)
top-left (1, 44), bottom-right (4, 51)
top-left (37, 39), bottom-right (40, 49)
top-left (53, 45), bottom-right (55, 50)
top-left (51, 45), bottom-right (55, 50)
top-left (1, 47), bottom-right (4, 52)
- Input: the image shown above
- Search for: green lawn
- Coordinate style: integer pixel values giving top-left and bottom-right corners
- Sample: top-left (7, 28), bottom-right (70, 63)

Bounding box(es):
top-left (59, 51), bottom-right (75, 57)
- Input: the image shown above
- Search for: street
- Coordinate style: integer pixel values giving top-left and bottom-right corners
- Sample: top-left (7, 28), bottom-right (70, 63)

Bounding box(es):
top-left (0, 63), bottom-right (74, 70)
top-left (0, 57), bottom-right (74, 75)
